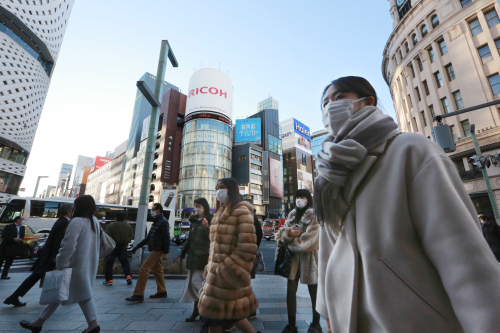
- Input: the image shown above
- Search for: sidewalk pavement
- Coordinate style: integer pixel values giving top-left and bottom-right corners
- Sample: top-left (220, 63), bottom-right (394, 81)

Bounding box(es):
top-left (0, 273), bottom-right (327, 333)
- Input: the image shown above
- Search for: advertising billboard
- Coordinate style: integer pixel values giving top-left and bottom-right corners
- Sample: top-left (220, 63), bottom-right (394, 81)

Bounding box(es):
top-left (297, 170), bottom-right (313, 193)
top-left (91, 156), bottom-right (113, 173)
top-left (141, 116), bottom-right (150, 141)
top-left (269, 158), bottom-right (283, 198)
top-left (294, 118), bottom-right (311, 140)
top-left (185, 68), bottom-right (233, 121)
top-left (161, 187), bottom-right (177, 210)
top-left (235, 118), bottom-right (261, 143)
top-left (295, 133), bottom-right (312, 155)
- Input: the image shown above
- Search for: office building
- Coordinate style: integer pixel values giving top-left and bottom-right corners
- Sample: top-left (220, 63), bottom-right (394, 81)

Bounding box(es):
top-left (119, 72), bottom-right (178, 205)
top-left (382, 0), bottom-right (500, 215)
top-left (178, 69), bottom-right (233, 208)
top-left (55, 163), bottom-right (72, 196)
top-left (0, 0), bottom-right (76, 201)
top-left (67, 155), bottom-right (93, 198)
top-left (280, 118), bottom-right (314, 216)
top-left (311, 129), bottom-right (328, 180)
top-left (257, 96), bottom-right (279, 112)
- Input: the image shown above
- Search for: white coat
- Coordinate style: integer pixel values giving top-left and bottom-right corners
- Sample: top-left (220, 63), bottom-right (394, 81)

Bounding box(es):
top-left (56, 216), bottom-right (100, 305)
top-left (317, 133), bottom-right (500, 333)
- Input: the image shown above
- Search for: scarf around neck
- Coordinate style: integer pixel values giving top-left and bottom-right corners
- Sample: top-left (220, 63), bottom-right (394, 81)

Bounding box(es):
top-left (314, 106), bottom-right (399, 234)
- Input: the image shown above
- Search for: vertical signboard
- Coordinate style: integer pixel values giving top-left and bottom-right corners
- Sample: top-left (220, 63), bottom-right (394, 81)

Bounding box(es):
top-left (297, 170), bottom-right (313, 193)
top-left (161, 128), bottom-right (176, 183)
top-left (269, 157), bottom-right (283, 198)
top-left (235, 118), bottom-right (261, 142)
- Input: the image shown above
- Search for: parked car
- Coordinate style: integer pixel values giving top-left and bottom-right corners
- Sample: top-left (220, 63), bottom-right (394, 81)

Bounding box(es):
top-left (172, 232), bottom-right (189, 246)
top-left (0, 224), bottom-right (46, 259)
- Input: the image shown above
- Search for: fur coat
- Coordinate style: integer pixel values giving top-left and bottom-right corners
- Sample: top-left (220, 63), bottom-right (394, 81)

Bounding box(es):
top-left (282, 207), bottom-right (320, 285)
top-left (198, 201), bottom-right (259, 320)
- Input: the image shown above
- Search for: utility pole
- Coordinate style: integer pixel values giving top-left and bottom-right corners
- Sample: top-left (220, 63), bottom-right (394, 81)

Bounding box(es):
top-left (131, 40), bottom-right (178, 270)
top-left (33, 176), bottom-right (48, 198)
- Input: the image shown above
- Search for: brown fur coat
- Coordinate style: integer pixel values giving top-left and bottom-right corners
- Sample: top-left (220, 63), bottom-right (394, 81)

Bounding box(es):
top-left (282, 207), bottom-right (320, 285)
top-left (198, 201), bottom-right (259, 320)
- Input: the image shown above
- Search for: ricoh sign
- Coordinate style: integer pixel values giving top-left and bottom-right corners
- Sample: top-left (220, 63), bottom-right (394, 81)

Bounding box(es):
top-left (185, 68), bottom-right (233, 121)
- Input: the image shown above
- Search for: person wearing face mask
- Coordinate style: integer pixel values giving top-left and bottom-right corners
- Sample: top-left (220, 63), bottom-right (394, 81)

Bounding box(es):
top-left (180, 197), bottom-right (213, 322)
top-left (198, 177), bottom-right (261, 333)
top-left (479, 215), bottom-right (500, 262)
top-left (315, 76), bottom-right (500, 333)
top-left (280, 189), bottom-right (321, 333)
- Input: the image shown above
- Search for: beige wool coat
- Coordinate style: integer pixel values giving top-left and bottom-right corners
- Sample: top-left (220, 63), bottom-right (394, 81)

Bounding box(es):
top-left (281, 208), bottom-right (320, 285)
top-left (199, 201), bottom-right (259, 320)
top-left (317, 133), bottom-right (500, 333)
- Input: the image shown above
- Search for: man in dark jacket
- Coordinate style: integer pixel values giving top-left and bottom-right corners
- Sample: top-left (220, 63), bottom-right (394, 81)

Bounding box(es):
top-left (480, 215), bottom-right (500, 262)
top-left (0, 215), bottom-right (25, 280)
top-left (3, 204), bottom-right (73, 306)
top-left (126, 203), bottom-right (170, 302)
top-left (103, 211), bottom-right (134, 286)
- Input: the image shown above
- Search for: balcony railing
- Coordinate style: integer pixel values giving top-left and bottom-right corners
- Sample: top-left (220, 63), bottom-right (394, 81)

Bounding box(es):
top-left (459, 169), bottom-right (483, 181)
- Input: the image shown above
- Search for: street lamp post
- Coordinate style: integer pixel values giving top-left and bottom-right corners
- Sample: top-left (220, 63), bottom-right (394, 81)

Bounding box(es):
top-left (131, 40), bottom-right (178, 270)
top-left (33, 176), bottom-right (48, 198)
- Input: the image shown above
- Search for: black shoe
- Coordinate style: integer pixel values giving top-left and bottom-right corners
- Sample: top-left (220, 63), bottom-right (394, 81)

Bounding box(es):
top-left (307, 322), bottom-right (323, 333)
top-left (281, 324), bottom-right (298, 333)
top-left (81, 326), bottom-right (100, 333)
top-left (19, 320), bottom-right (42, 333)
top-left (4, 296), bottom-right (26, 307)
top-left (125, 295), bottom-right (144, 302)
top-left (149, 291), bottom-right (167, 298)
top-left (1, 276), bottom-right (10, 280)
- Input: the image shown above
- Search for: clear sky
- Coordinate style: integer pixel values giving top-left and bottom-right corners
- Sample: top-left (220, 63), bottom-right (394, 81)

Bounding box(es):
top-left (21, 0), bottom-right (394, 197)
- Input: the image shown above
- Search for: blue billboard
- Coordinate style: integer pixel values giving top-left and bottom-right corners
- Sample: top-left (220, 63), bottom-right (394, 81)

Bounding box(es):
top-left (235, 118), bottom-right (261, 143)
top-left (294, 118), bottom-right (311, 140)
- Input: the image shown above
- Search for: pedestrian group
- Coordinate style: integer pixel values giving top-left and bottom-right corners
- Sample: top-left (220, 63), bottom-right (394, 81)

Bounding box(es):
top-left (1, 76), bottom-right (500, 333)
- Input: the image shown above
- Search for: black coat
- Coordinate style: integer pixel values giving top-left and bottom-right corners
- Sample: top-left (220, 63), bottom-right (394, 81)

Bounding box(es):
top-left (251, 215), bottom-right (263, 279)
top-left (32, 216), bottom-right (70, 274)
top-left (180, 214), bottom-right (212, 270)
top-left (0, 222), bottom-right (25, 248)
top-left (482, 222), bottom-right (500, 253)
top-left (136, 214), bottom-right (170, 253)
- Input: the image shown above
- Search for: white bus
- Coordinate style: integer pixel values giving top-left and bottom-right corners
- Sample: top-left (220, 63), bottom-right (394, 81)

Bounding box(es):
top-left (0, 197), bottom-right (175, 238)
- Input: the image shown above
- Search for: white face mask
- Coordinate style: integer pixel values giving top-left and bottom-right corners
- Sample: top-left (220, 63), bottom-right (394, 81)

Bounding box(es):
top-left (150, 211), bottom-right (157, 217)
top-left (216, 189), bottom-right (229, 204)
top-left (296, 199), bottom-right (307, 209)
top-left (196, 208), bottom-right (204, 216)
top-left (322, 97), bottom-right (367, 135)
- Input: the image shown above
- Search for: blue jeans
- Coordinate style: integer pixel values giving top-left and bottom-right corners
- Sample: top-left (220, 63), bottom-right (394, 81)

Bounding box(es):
top-left (104, 247), bottom-right (131, 281)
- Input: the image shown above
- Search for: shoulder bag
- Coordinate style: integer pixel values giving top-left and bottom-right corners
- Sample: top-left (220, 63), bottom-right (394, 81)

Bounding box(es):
top-left (100, 227), bottom-right (116, 259)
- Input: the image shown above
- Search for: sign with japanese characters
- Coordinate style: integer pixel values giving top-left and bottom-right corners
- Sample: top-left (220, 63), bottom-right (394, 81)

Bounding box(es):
top-left (235, 118), bottom-right (261, 143)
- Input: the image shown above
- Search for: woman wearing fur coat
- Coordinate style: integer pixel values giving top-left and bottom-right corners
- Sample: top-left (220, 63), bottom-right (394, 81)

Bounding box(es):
top-left (281, 189), bottom-right (321, 333)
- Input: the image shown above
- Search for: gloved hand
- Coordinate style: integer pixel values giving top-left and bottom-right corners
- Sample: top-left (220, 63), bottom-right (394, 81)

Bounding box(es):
top-left (131, 247), bottom-right (138, 254)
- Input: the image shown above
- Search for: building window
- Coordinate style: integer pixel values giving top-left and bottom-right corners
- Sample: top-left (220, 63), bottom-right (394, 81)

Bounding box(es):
top-left (495, 39), bottom-right (500, 54)
top-left (428, 48), bottom-right (436, 63)
top-left (421, 25), bottom-right (428, 37)
top-left (488, 74), bottom-right (500, 94)
top-left (267, 134), bottom-right (282, 155)
top-left (461, 0), bottom-right (471, 7)
top-left (434, 71), bottom-right (443, 88)
top-left (429, 104), bottom-right (436, 118)
top-left (302, 154), bottom-right (307, 166)
top-left (461, 120), bottom-right (471, 137)
top-left (413, 117), bottom-right (419, 132)
top-left (251, 164), bottom-right (262, 171)
top-left (485, 8), bottom-right (500, 28)
top-left (441, 97), bottom-right (451, 113)
top-left (445, 64), bottom-right (456, 81)
top-left (469, 18), bottom-right (483, 36)
top-left (405, 42), bottom-right (409, 53)
top-left (423, 80), bottom-right (430, 95)
top-left (407, 94), bottom-right (413, 108)
top-left (453, 91), bottom-right (465, 109)
top-left (415, 87), bottom-right (421, 101)
top-left (412, 33), bottom-right (418, 46)
top-left (409, 64), bottom-right (415, 78)
top-left (417, 57), bottom-right (424, 71)
top-left (421, 111), bottom-right (427, 127)
top-left (239, 155), bottom-right (247, 161)
top-left (478, 44), bottom-right (493, 64)
top-left (432, 15), bottom-right (440, 28)
top-left (450, 125), bottom-right (458, 141)
top-left (438, 39), bottom-right (448, 55)
top-left (398, 49), bottom-right (403, 61)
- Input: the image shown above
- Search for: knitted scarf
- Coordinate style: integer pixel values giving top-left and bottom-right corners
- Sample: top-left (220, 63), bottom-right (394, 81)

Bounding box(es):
top-left (313, 106), bottom-right (399, 235)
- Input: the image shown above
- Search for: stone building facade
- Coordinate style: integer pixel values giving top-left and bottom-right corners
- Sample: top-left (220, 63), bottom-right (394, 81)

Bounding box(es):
top-left (383, 0), bottom-right (500, 216)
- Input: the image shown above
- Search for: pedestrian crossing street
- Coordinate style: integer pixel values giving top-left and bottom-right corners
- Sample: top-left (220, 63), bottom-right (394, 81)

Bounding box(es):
top-left (8, 259), bottom-right (33, 273)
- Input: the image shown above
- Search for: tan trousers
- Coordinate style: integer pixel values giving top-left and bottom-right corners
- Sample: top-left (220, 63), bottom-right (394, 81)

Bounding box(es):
top-left (133, 251), bottom-right (166, 296)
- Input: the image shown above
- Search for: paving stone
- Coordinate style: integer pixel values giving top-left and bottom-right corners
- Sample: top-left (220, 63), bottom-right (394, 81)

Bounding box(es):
top-left (263, 320), bottom-right (309, 330)
top-left (124, 321), bottom-right (176, 331)
top-left (169, 321), bottom-right (200, 330)
top-left (259, 308), bottom-right (288, 314)
top-left (107, 307), bottom-right (150, 314)
top-left (115, 314), bottom-right (162, 322)
top-left (146, 308), bottom-right (186, 315)
top-left (71, 313), bottom-right (121, 322)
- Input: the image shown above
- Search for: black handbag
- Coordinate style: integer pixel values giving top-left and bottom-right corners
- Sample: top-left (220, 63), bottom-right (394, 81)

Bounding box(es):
top-left (274, 243), bottom-right (293, 278)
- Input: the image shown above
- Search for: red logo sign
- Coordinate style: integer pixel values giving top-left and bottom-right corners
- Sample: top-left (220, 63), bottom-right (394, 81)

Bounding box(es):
top-left (189, 87), bottom-right (228, 99)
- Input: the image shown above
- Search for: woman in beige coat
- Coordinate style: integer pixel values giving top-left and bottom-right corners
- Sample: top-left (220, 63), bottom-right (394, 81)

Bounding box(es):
top-left (315, 76), bottom-right (500, 333)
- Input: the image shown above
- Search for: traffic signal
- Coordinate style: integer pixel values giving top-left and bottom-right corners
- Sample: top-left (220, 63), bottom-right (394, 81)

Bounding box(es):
top-left (468, 155), bottom-right (483, 169)
top-left (482, 157), bottom-right (491, 168)
top-left (432, 124), bottom-right (456, 153)
top-left (493, 151), bottom-right (500, 166)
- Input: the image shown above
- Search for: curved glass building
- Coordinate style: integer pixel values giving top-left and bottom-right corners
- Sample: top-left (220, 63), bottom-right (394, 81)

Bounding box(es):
top-left (178, 118), bottom-right (232, 208)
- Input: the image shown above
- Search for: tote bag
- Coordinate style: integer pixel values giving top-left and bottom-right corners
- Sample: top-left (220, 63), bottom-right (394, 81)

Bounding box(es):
top-left (39, 268), bottom-right (72, 305)
top-left (274, 244), bottom-right (293, 278)
top-left (100, 227), bottom-right (116, 259)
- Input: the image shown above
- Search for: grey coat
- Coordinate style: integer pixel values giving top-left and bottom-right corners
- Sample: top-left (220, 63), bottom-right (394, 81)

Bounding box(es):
top-left (56, 216), bottom-right (100, 305)
top-left (281, 208), bottom-right (319, 285)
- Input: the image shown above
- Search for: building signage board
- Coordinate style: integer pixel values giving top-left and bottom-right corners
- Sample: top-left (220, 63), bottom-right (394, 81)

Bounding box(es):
top-left (295, 133), bottom-right (312, 155)
top-left (91, 156), bottom-right (113, 173)
top-left (161, 188), bottom-right (177, 210)
top-left (161, 128), bottom-right (176, 183)
top-left (294, 119), bottom-right (311, 140)
top-left (297, 170), bottom-right (313, 193)
top-left (185, 68), bottom-right (233, 121)
top-left (269, 157), bottom-right (283, 199)
top-left (235, 118), bottom-right (261, 143)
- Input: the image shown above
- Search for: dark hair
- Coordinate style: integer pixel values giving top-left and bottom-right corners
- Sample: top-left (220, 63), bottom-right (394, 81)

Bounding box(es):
top-left (294, 189), bottom-right (313, 224)
top-left (59, 203), bottom-right (74, 217)
top-left (194, 197), bottom-right (210, 216)
top-left (322, 76), bottom-right (378, 108)
top-left (73, 195), bottom-right (97, 232)
top-left (153, 203), bottom-right (163, 212)
top-left (115, 211), bottom-right (126, 221)
top-left (217, 177), bottom-right (243, 207)
top-left (14, 215), bottom-right (22, 222)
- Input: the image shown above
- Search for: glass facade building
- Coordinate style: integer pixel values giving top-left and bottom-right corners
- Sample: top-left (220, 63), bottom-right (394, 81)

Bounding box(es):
top-left (257, 96), bottom-right (279, 112)
top-left (178, 118), bottom-right (233, 208)
top-left (311, 129), bottom-right (329, 158)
